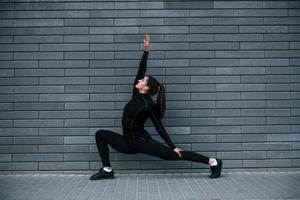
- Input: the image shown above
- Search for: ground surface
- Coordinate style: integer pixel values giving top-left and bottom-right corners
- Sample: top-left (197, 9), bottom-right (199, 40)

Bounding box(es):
top-left (0, 171), bottom-right (299, 200)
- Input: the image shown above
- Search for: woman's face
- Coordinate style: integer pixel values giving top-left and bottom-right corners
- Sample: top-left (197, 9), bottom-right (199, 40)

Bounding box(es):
top-left (135, 76), bottom-right (149, 92)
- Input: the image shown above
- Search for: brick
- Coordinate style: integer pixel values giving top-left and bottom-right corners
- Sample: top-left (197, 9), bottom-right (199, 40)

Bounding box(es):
top-left (240, 42), bottom-right (289, 50)
top-left (165, 34), bottom-right (213, 42)
top-left (267, 151), bottom-right (300, 159)
top-left (13, 153), bottom-right (63, 161)
top-left (14, 2), bottom-right (64, 10)
top-left (239, 9), bottom-right (287, 16)
top-left (0, 120), bottom-right (12, 127)
top-left (14, 52), bottom-right (63, 60)
top-left (217, 134), bottom-right (266, 142)
top-left (217, 151), bottom-right (266, 159)
top-left (65, 102), bottom-right (114, 110)
top-left (64, 119), bottom-right (114, 127)
top-left (40, 44), bottom-right (89, 51)
top-left (190, 26), bottom-right (238, 33)
top-left (13, 136), bottom-right (64, 145)
top-left (191, 92), bottom-right (240, 100)
top-left (90, 10), bottom-right (139, 18)
top-left (115, 2), bottom-right (163, 9)
top-left (116, 18), bottom-right (164, 26)
top-left (239, 26), bottom-right (288, 33)
top-left (15, 19), bottom-right (63, 27)
top-left (0, 111), bottom-right (38, 119)
top-left (0, 162), bottom-right (37, 170)
top-left (0, 103), bottom-right (12, 110)
top-left (14, 103), bottom-right (64, 111)
top-left (39, 111), bottom-right (89, 119)
top-left (65, 69), bottom-right (114, 76)
top-left (0, 52), bottom-right (12, 60)
top-left (64, 35), bottom-right (113, 43)
top-left (65, 2), bottom-right (113, 9)
top-left (0, 145), bottom-right (38, 153)
top-left (268, 134), bottom-right (300, 142)
top-left (91, 43), bottom-right (139, 51)
top-left (243, 159), bottom-right (292, 167)
top-left (139, 26), bottom-right (188, 34)
top-left (0, 128), bottom-right (38, 136)
top-left (14, 86), bottom-right (64, 94)
top-left (65, 85), bottom-right (114, 93)
top-left (165, 18), bottom-right (213, 25)
top-left (0, 61), bottom-right (38, 69)
top-left (15, 69), bottom-right (64, 77)
top-left (214, 1), bottom-right (262, 8)
top-left (0, 77), bottom-right (39, 86)
top-left (14, 120), bottom-right (64, 128)
top-left (192, 126), bottom-right (241, 134)
top-left (215, 34), bottom-right (263, 41)
top-left (0, 136), bottom-right (12, 144)
top-left (65, 19), bottom-right (113, 26)
top-left (64, 52), bottom-right (114, 60)
top-left (39, 162), bottom-right (89, 170)
top-left (264, 34), bottom-right (300, 41)
top-left (191, 42), bottom-right (239, 50)
top-left (14, 36), bottom-right (63, 43)
top-left (141, 161), bottom-right (190, 169)
top-left (39, 60), bottom-right (88, 69)
top-left (40, 77), bottom-right (89, 85)
top-left (190, 9), bottom-right (238, 17)
top-left (38, 145), bottom-right (89, 153)
top-left (242, 142), bottom-right (292, 151)
top-left (46, 93), bottom-right (90, 104)
top-left (192, 143), bottom-right (242, 151)
top-left (90, 27), bottom-right (139, 34)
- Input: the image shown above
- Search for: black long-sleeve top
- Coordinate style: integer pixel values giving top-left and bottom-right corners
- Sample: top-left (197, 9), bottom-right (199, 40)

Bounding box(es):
top-left (121, 51), bottom-right (176, 150)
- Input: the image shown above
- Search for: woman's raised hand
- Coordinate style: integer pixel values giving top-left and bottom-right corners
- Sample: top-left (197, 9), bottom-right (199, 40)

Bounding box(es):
top-left (144, 33), bottom-right (150, 51)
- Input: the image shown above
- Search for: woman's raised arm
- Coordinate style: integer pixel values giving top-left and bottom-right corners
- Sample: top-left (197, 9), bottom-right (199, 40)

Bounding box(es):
top-left (131, 33), bottom-right (150, 98)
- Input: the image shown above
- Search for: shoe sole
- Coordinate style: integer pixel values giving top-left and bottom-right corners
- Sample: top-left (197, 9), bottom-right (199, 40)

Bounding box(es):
top-left (90, 176), bottom-right (114, 180)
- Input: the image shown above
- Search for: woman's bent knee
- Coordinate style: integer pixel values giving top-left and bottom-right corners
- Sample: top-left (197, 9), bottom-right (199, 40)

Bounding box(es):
top-left (95, 129), bottom-right (108, 139)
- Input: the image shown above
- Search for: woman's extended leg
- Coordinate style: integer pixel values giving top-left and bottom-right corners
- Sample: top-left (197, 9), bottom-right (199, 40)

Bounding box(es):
top-left (136, 138), bottom-right (210, 164)
top-left (95, 129), bottom-right (137, 167)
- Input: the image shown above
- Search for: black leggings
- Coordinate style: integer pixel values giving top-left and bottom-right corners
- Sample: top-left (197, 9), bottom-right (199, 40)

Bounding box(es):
top-left (95, 129), bottom-right (210, 167)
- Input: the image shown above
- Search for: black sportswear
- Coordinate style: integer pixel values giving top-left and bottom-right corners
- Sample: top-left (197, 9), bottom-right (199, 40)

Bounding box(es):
top-left (121, 50), bottom-right (176, 150)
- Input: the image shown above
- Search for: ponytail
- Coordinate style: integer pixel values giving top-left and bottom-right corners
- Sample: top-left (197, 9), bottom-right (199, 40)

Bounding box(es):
top-left (156, 83), bottom-right (166, 120)
top-left (146, 75), bottom-right (166, 119)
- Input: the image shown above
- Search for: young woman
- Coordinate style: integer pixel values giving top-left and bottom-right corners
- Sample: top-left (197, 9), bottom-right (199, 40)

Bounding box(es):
top-left (90, 33), bottom-right (223, 180)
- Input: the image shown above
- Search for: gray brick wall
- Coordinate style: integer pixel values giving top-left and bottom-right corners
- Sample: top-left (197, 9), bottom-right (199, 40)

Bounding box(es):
top-left (0, 0), bottom-right (299, 172)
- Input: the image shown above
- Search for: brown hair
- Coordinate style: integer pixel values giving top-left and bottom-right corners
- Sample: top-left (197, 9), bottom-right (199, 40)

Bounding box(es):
top-left (146, 75), bottom-right (166, 119)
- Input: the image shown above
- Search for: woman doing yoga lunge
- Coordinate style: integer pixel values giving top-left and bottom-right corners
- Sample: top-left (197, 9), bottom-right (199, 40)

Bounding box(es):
top-left (90, 33), bottom-right (223, 180)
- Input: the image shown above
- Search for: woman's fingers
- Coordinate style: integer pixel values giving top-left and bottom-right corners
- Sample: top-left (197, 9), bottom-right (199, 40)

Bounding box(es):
top-left (178, 151), bottom-right (182, 158)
